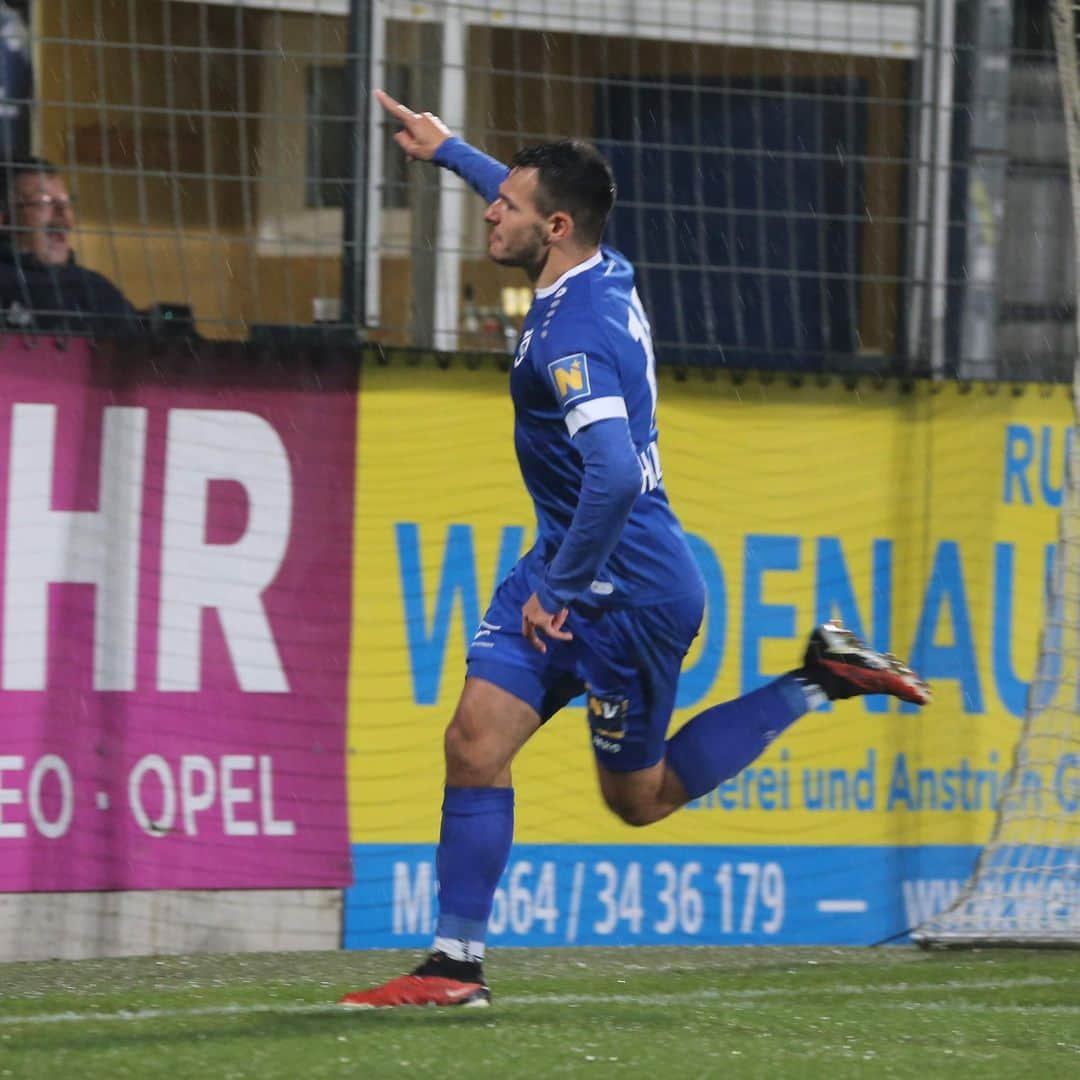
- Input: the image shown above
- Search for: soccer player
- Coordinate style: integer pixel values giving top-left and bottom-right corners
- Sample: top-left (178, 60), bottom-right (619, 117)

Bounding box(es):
top-left (339, 91), bottom-right (930, 1009)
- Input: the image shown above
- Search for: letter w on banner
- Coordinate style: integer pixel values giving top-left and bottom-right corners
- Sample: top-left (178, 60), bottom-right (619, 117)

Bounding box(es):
top-left (0, 340), bottom-right (356, 890)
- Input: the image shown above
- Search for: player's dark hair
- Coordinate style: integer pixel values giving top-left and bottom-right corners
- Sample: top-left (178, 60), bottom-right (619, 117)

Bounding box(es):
top-left (509, 140), bottom-right (616, 246)
top-left (0, 156), bottom-right (61, 218)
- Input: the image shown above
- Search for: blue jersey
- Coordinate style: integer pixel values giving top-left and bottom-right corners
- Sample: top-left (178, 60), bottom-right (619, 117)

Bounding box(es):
top-left (433, 137), bottom-right (702, 612)
top-left (510, 248), bottom-right (700, 609)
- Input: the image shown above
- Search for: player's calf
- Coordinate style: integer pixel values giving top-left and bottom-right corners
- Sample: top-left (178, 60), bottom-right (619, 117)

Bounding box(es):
top-left (597, 758), bottom-right (690, 827)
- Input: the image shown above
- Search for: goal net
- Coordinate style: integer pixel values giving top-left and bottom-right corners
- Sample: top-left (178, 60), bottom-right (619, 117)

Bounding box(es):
top-left (913, 0), bottom-right (1080, 948)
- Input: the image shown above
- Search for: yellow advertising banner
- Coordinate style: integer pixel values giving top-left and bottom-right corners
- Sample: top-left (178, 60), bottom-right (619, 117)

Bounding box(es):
top-left (348, 360), bottom-right (1070, 854)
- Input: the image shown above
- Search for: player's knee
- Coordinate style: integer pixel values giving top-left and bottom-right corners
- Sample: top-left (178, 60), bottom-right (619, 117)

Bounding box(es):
top-left (443, 718), bottom-right (484, 771)
top-left (443, 715), bottom-right (506, 784)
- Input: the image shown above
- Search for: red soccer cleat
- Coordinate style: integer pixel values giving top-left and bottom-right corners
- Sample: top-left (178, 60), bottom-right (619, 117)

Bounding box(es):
top-left (801, 621), bottom-right (931, 706)
top-left (338, 954), bottom-right (491, 1009)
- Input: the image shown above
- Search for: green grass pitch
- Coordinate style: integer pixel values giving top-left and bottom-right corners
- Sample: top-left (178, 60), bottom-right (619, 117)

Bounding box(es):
top-left (1, 947), bottom-right (1077, 1078)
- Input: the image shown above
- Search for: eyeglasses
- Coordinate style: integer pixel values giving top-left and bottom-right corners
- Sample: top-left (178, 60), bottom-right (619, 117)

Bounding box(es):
top-left (14, 195), bottom-right (78, 212)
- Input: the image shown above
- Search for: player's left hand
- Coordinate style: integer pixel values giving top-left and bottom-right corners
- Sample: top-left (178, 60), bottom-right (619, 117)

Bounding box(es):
top-left (522, 594), bottom-right (573, 654)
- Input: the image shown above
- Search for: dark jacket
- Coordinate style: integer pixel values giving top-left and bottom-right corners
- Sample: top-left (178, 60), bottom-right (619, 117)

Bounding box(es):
top-left (0, 243), bottom-right (141, 336)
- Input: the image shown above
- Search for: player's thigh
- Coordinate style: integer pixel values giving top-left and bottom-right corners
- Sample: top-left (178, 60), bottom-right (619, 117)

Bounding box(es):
top-left (466, 555), bottom-right (582, 715)
top-left (579, 595), bottom-right (702, 801)
top-left (444, 675), bottom-right (543, 786)
top-left (453, 558), bottom-right (582, 784)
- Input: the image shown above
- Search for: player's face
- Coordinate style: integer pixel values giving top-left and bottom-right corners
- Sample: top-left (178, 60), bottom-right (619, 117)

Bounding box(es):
top-left (9, 172), bottom-right (75, 267)
top-left (483, 168), bottom-right (549, 276)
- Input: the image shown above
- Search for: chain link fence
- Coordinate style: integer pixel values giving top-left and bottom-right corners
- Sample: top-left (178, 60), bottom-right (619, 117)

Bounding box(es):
top-left (0, 0), bottom-right (1064, 377)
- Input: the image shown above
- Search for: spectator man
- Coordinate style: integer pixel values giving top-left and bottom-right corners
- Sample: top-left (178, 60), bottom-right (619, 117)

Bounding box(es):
top-left (0, 156), bottom-right (139, 335)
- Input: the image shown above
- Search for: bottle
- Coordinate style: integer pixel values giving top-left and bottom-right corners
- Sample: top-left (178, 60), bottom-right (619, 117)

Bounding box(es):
top-left (461, 284), bottom-right (480, 338)
top-left (502, 315), bottom-right (518, 354)
top-left (480, 306), bottom-right (501, 348)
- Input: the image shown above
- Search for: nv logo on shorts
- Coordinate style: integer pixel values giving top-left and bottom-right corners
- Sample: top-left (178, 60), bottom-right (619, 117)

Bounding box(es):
top-left (587, 693), bottom-right (629, 740)
top-left (548, 352), bottom-right (591, 404)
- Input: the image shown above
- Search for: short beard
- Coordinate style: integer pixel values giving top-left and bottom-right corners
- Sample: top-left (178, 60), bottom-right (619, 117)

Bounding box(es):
top-left (490, 222), bottom-right (549, 282)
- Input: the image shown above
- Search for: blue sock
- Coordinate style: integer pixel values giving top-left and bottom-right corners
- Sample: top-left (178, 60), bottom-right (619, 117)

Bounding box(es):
top-left (434, 786), bottom-right (514, 963)
top-left (666, 675), bottom-right (811, 800)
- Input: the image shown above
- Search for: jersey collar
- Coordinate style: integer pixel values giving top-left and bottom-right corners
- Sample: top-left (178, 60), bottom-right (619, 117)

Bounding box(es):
top-left (534, 250), bottom-right (603, 299)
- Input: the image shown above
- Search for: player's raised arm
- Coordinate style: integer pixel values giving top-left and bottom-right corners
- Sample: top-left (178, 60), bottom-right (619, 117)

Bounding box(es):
top-left (374, 87), bottom-right (509, 204)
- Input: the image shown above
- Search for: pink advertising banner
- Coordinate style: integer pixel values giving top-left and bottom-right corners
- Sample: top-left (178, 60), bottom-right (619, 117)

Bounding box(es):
top-left (0, 339), bottom-right (356, 890)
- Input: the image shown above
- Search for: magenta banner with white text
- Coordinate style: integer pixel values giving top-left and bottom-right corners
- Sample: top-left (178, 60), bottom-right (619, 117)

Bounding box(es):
top-left (0, 339), bottom-right (356, 890)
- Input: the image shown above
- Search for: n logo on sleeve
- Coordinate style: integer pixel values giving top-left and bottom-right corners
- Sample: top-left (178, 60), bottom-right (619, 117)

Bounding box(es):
top-left (547, 352), bottom-right (591, 405)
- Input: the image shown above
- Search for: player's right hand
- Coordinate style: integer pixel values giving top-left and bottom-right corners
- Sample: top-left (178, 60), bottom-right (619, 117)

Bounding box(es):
top-left (373, 89), bottom-right (452, 161)
top-left (521, 593), bottom-right (573, 654)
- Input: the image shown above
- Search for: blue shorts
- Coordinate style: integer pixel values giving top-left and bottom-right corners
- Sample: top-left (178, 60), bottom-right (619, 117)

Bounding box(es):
top-left (466, 559), bottom-right (705, 773)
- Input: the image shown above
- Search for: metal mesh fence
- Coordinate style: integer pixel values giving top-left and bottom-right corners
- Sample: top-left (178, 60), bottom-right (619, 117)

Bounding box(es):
top-left (0, 0), bottom-right (1066, 377)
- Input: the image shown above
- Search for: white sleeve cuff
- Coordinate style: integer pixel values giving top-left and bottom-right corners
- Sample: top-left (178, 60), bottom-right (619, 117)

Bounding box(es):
top-left (565, 396), bottom-right (628, 436)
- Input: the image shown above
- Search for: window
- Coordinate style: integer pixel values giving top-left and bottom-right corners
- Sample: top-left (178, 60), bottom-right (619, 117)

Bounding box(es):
top-left (305, 65), bottom-right (347, 209)
top-left (304, 62), bottom-right (410, 211)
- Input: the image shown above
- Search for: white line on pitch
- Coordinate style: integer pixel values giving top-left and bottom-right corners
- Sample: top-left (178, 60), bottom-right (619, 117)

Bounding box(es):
top-left (882, 1002), bottom-right (1080, 1015)
top-left (0, 975), bottom-right (1066, 1027)
top-left (816, 899), bottom-right (868, 914)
